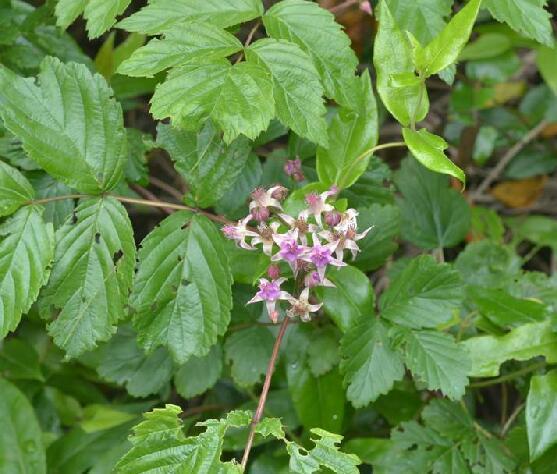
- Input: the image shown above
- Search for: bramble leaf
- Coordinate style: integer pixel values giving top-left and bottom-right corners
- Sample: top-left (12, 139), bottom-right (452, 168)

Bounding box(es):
top-left (131, 212), bottom-right (233, 364)
top-left (117, 21), bottom-right (243, 78)
top-left (526, 370), bottom-right (557, 462)
top-left (246, 38), bottom-right (328, 146)
top-left (0, 206), bottom-right (54, 338)
top-left (151, 59), bottom-right (274, 143)
top-left (0, 160), bottom-right (33, 217)
top-left (340, 317), bottom-right (405, 407)
top-left (380, 255), bottom-right (464, 329)
top-left (0, 58), bottom-right (126, 194)
top-left (174, 344), bottom-right (223, 399)
top-left (263, 0), bottom-right (358, 107)
top-left (118, 0), bottom-right (264, 34)
top-left (42, 197), bottom-right (135, 358)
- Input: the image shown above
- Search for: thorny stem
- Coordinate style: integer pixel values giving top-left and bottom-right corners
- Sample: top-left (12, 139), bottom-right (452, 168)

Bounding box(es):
top-left (241, 316), bottom-right (291, 471)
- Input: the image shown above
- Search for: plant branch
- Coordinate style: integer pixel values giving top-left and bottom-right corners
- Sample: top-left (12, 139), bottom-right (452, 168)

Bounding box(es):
top-left (241, 317), bottom-right (291, 471)
top-left (235, 21), bottom-right (261, 64)
top-left (130, 183), bottom-right (173, 215)
top-left (29, 194), bottom-right (87, 205)
top-left (501, 403), bottom-right (524, 437)
top-left (148, 176), bottom-right (184, 201)
top-left (470, 360), bottom-right (546, 388)
top-left (471, 120), bottom-right (548, 200)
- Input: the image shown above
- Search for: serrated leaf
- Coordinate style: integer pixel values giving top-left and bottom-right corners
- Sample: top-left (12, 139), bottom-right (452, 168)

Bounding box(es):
top-left (115, 405), bottom-right (249, 473)
top-left (0, 160), bottom-right (33, 217)
top-left (0, 58), bottom-right (126, 194)
top-left (463, 321), bottom-right (557, 377)
top-left (380, 255), bottom-right (463, 329)
top-left (29, 174), bottom-right (75, 229)
top-left (403, 128), bottom-right (465, 184)
top-left (263, 0), bottom-right (358, 107)
top-left (55, 0), bottom-right (132, 39)
top-left (414, 0), bottom-right (482, 77)
top-left (0, 338), bottom-right (44, 381)
top-left (340, 317), bottom-right (405, 407)
top-left (118, 0), bottom-right (264, 34)
top-left (395, 158), bottom-right (471, 249)
top-left (0, 206), bottom-right (54, 338)
top-left (484, 0), bottom-right (554, 47)
top-left (0, 378), bottom-right (46, 474)
top-left (374, 1), bottom-right (429, 126)
top-left (118, 21), bottom-right (242, 78)
top-left (387, 0), bottom-right (453, 44)
top-left (42, 197), bottom-right (135, 358)
top-left (156, 122), bottom-right (251, 208)
top-left (174, 344), bottom-right (223, 399)
top-left (316, 265), bottom-right (375, 332)
top-left (316, 71), bottom-right (378, 189)
top-left (288, 429), bottom-right (360, 474)
top-left (132, 212), bottom-right (232, 364)
top-left (256, 417), bottom-right (286, 439)
top-left (399, 328), bottom-right (470, 400)
top-left (246, 38), bottom-right (328, 146)
top-left (526, 370), bottom-right (557, 462)
top-left (225, 326), bottom-right (275, 386)
top-left (151, 59), bottom-right (274, 143)
top-left (97, 327), bottom-right (173, 398)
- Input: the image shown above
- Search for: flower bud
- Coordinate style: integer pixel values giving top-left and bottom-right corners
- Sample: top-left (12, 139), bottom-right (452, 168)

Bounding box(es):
top-left (267, 264), bottom-right (281, 280)
top-left (270, 185), bottom-right (289, 201)
top-left (284, 159), bottom-right (302, 176)
top-left (251, 206), bottom-right (270, 222)
top-left (304, 271), bottom-right (321, 288)
top-left (324, 211), bottom-right (342, 227)
top-left (360, 1), bottom-right (372, 15)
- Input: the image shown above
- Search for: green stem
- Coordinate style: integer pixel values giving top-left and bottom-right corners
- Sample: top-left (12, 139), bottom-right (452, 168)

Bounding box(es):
top-left (470, 361), bottom-right (546, 389)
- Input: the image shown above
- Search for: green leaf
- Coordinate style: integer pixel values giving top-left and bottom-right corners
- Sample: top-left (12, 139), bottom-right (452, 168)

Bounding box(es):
top-left (132, 212), bottom-right (232, 364)
top-left (263, 0), bottom-right (358, 107)
top-left (340, 317), bottom-right (405, 407)
top-left (174, 344), bottom-right (223, 399)
top-left (151, 59), bottom-right (274, 143)
top-left (484, 0), bottom-right (554, 47)
top-left (0, 378), bottom-right (46, 474)
top-left (380, 255), bottom-right (463, 329)
top-left (115, 405), bottom-right (249, 473)
top-left (307, 326), bottom-right (340, 377)
top-left (288, 363), bottom-right (345, 433)
top-left (463, 321), bottom-right (557, 377)
top-left (386, 0), bottom-right (453, 44)
top-left (0, 338), bottom-right (44, 381)
top-left (316, 265), bottom-right (375, 332)
top-left (225, 326), bottom-right (275, 386)
top-left (537, 45), bottom-right (557, 95)
top-left (397, 328), bottom-right (470, 400)
top-left (316, 71), bottom-right (378, 189)
top-left (354, 204), bottom-right (400, 272)
top-left (395, 158), bottom-right (471, 249)
top-left (118, 0), bottom-right (264, 34)
top-left (55, 0), bottom-right (132, 39)
top-left (42, 197), bottom-right (135, 358)
top-left (373, 1), bottom-right (429, 126)
top-left (413, 0), bottom-right (482, 77)
top-left (81, 405), bottom-right (137, 433)
top-left (0, 206), bottom-right (54, 338)
top-left (117, 21), bottom-right (242, 78)
top-left (0, 58), bottom-right (126, 194)
top-left (402, 128), bottom-right (465, 184)
top-left (526, 370), bottom-right (557, 462)
top-left (29, 174), bottom-right (75, 230)
top-left (246, 38), bottom-right (328, 146)
top-left (156, 122), bottom-right (251, 208)
top-left (0, 160), bottom-right (33, 217)
top-left (97, 327), bottom-right (173, 397)
top-left (288, 429), bottom-right (360, 474)
top-left (468, 286), bottom-right (547, 329)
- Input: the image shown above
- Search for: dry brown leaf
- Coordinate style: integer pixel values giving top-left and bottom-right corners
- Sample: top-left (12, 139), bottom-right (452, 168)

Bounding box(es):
top-left (491, 176), bottom-right (548, 208)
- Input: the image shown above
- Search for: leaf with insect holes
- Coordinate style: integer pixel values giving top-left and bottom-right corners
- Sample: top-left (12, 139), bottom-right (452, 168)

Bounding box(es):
top-left (42, 197), bottom-right (135, 358)
top-left (151, 59), bottom-right (274, 143)
top-left (131, 212), bottom-right (233, 365)
top-left (0, 206), bottom-right (54, 338)
top-left (0, 58), bottom-right (126, 194)
top-left (117, 0), bottom-right (264, 34)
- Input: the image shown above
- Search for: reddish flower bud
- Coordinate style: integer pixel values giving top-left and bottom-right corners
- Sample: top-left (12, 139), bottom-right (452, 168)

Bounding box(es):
top-left (267, 264), bottom-right (281, 280)
top-left (270, 185), bottom-right (289, 201)
top-left (324, 211), bottom-right (342, 227)
top-left (284, 159), bottom-right (302, 177)
top-left (251, 206), bottom-right (270, 222)
top-left (360, 1), bottom-right (372, 15)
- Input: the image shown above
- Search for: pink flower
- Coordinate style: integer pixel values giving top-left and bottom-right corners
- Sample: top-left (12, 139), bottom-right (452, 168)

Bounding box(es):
top-left (267, 264), bottom-right (281, 280)
top-left (286, 288), bottom-right (322, 322)
top-left (247, 278), bottom-right (291, 323)
top-left (302, 234), bottom-right (346, 280)
top-left (303, 189), bottom-right (337, 226)
top-left (221, 216), bottom-right (258, 250)
top-left (323, 224), bottom-right (373, 261)
top-left (249, 186), bottom-right (284, 214)
top-left (251, 221), bottom-right (280, 256)
top-left (272, 229), bottom-right (307, 273)
top-left (304, 271), bottom-right (335, 288)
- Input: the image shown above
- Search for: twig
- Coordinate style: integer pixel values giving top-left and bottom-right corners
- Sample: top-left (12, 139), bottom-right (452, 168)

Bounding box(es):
top-left (470, 360), bottom-right (546, 388)
top-left (130, 183), bottom-right (173, 215)
top-left (235, 21), bottom-right (261, 64)
top-left (471, 120), bottom-right (548, 200)
top-left (148, 176), bottom-right (184, 201)
top-left (241, 317), bottom-right (291, 470)
top-left (501, 403), bottom-right (525, 437)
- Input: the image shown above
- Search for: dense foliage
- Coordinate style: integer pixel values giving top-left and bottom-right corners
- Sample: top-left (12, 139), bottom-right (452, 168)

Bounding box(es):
top-left (0, 0), bottom-right (556, 472)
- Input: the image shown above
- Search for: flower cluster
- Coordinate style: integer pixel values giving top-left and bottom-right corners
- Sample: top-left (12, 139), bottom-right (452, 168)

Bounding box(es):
top-left (222, 186), bottom-right (371, 323)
